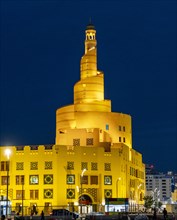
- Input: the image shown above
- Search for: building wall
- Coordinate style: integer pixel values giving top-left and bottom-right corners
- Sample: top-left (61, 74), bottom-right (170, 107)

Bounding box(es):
top-left (0, 144), bottom-right (145, 213)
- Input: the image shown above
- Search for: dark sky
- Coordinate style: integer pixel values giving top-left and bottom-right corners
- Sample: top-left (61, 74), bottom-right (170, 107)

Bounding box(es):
top-left (0, 0), bottom-right (176, 173)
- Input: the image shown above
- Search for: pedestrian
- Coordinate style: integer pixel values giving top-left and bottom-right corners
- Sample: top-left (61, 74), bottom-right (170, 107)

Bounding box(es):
top-left (163, 208), bottom-right (167, 220)
top-left (41, 210), bottom-right (45, 220)
top-left (1, 215), bottom-right (5, 220)
top-left (153, 208), bottom-right (157, 220)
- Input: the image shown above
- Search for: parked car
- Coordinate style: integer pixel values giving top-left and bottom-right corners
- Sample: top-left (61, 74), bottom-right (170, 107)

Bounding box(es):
top-left (50, 209), bottom-right (79, 219)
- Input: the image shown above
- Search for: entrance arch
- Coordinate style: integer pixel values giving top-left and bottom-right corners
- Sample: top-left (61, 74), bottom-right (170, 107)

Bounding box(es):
top-left (79, 194), bottom-right (93, 214)
top-left (79, 194), bottom-right (93, 205)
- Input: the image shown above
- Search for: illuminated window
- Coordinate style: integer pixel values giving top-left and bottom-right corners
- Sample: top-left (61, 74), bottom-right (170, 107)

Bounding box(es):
top-left (1, 176), bottom-right (9, 185)
top-left (30, 190), bottom-right (38, 199)
top-left (16, 162), bottom-right (24, 170)
top-left (81, 162), bottom-right (88, 170)
top-left (29, 175), bottom-right (39, 185)
top-left (104, 163), bottom-right (111, 171)
top-left (16, 190), bottom-right (24, 200)
top-left (106, 124), bottom-right (109, 130)
top-left (104, 176), bottom-right (112, 185)
top-left (16, 175), bottom-right (24, 185)
top-left (90, 176), bottom-right (98, 185)
top-left (67, 175), bottom-right (75, 184)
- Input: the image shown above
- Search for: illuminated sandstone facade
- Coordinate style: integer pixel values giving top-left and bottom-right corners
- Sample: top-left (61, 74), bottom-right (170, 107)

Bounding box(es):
top-left (0, 24), bottom-right (145, 215)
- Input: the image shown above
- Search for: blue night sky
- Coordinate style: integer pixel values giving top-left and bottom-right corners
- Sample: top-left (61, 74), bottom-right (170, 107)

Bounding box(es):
top-left (0, 0), bottom-right (176, 173)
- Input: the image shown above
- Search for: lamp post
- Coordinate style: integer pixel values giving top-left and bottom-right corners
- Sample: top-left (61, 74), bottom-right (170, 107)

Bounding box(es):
top-left (5, 149), bottom-right (11, 217)
top-left (22, 176), bottom-right (24, 219)
top-left (116, 177), bottom-right (121, 198)
top-left (80, 168), bottom-right (86, 215)
top-left (137, 184), bottom-right (142, 212)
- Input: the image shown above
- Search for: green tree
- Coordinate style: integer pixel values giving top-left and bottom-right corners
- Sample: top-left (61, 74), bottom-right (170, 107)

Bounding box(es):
top-left (143, 196), bottom-right (154, 211)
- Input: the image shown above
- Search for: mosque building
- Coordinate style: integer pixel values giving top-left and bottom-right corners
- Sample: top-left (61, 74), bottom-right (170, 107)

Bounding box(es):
top-left (0, 23), bottom-right (145, 215)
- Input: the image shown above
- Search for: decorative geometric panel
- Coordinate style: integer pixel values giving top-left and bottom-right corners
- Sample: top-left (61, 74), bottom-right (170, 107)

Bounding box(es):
top-left (81, 188), bottom-right (97, 201)
top-left (16, 162), bottom-right (24, 170)
top-left (86, 138), bottom-right (93, 146)
top-left (104, 163), bottom-right (111, 171)
top-left (104, 189), bottom-right (112, 198)
top-left (44, 175), bottom-right (53, 184)
top-left (45, 161), bottom-right (52, 169)
top-left (67, 161), bottom-right (74, 170)
top-left (67, 175), bottom-right (75, 184)
top-left (30, 162), bottom-right (38, 170)
top-left (73, 139), bottom-right (80, 146)
top-left (67, 189), bottom-right (75, 199)
top-left (44, 189), bottom-right (53, 199)
top-left (104, 176), bottom-right (112, 185)
top-left (91, 162), bottom-right (97, 170)
top-left (81, 162), bottom-right (88, 170)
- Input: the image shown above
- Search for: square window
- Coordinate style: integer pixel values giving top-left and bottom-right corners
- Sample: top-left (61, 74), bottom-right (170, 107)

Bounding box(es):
top-left (30, 162), bottom-right (38, 170)
top-left (73, 139), bottom-right (80, 146)
top-left (44, 189), bottom-right (53, 199)
top-left (104, 189), bottom-right (112, 198)
top-left (104, 163), bottom-right (111, 171)
top-left (67, 161), bottom-right (74, 170)
top-left (91, 162), bottom-right (98, 170)
top-left (67, 175), bottom-right (75, 184)
top-left (29, 175), bottom-right (39, 185)
top-left (86, 138), bottom-right (93, 146)
top-left (81, 162), bottom-right (88, 170)
top-left (44, 175), bottom-right (53, 184)
top-left (104, 176), bottom-right (112, 185)
top-left (45, 161), bottom-right (52, 169)
top-left (90, 176), bottom-right (98, 185)
top-left (16, 162), bottom-right (24, 170)
top-left (106, 124), bottom-right (109, 130)
top-left (67, 189), bottom-right (75, 199)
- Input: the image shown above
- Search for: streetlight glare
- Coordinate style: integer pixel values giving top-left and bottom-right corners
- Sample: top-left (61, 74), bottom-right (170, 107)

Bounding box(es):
top-left (81, 168), bottom-right (86, 177)
top-left (5, 149), bottom-right (11, 159)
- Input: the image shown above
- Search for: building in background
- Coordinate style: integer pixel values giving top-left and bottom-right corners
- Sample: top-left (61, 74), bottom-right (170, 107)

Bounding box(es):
top-left (145, 165), bottom-right (177, 206)
top-left (0, 23), bottom-right (145, 215)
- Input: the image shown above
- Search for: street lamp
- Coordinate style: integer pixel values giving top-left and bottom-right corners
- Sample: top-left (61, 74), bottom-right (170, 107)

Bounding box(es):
top-left (116, 177), bottom-right (121, 198)
top-left (5, 149), bottom-right (11, 217)
top-left (22, 176), bottom-right (24, 219)
top-left (80, 168), bottom-right (86, 215)
top-left (137, 184), bottom-right (142, 212)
